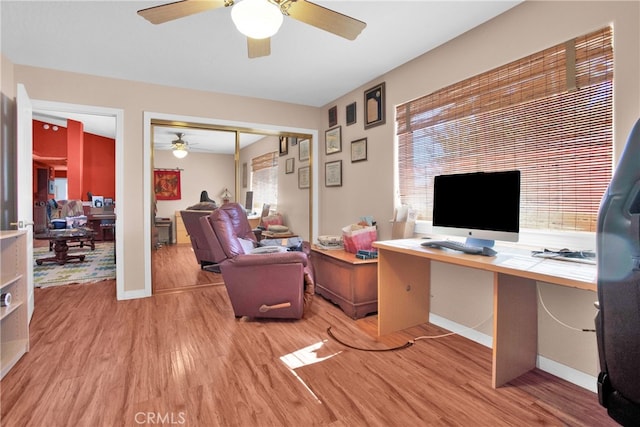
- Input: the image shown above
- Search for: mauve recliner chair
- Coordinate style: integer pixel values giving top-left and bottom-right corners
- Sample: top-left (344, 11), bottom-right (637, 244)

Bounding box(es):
top-left (180, 209), bottom-right (219, 269)
top-left (200, 203), bottom-right (314, 319)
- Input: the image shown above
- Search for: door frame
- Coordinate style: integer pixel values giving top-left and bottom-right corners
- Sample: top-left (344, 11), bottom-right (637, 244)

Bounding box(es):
top-left (143, 111), bottom-right (319, 297)
top-left (30, 99), bottom-right (125, 299)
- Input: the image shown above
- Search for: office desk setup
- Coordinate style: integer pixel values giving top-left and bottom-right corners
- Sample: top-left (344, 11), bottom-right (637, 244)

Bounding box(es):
top-left (372, 238), bottom-right (597, 389)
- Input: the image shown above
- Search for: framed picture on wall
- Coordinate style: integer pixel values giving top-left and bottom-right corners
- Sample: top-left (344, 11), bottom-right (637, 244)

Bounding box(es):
top-left (298, 166), bottom-right (310, 189)
top-left (286, 157), bottom-right (294, 174)
top-left (328, 105), bottom-right (337, 127)
top-left (279, 137), bottom-right (288, 156)
top-left (325, 126), bottom-right (342, 155)
top-left (325, 160), bottom-right (342, 187)
top-left (299, 138), bottom-right (310, 162)
top-left (364, 82), bottom-right (386, 129)
top-left (351, 138), bottom-right (367, 162)
top-left (346, 102), bottom-right (356, 126)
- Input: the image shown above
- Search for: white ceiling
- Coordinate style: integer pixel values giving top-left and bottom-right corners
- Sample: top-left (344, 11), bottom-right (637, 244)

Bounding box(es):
top-left (2, 0), bottom-right (521, 146)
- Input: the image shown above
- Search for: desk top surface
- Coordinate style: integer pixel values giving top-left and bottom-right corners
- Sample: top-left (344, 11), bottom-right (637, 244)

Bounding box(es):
top-left (374, 239), bottom-right (596, 292)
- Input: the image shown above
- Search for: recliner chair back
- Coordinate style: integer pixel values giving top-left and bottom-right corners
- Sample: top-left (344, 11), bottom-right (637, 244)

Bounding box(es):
top-left (180, 209), bottom-right (218, 268)
top-left (596, 118), bottom-right (640, 425)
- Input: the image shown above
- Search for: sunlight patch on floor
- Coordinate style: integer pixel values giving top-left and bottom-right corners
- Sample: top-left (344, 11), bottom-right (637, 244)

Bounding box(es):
top-left (280, 340), bottom-right (342, 403)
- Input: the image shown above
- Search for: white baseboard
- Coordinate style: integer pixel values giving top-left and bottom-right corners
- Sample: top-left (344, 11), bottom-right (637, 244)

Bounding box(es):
top-left (118, 288), bottom-right (151, 300)
top-left (537, 356), bottom-right (597, 392)
top-left (429, 313), bottom-right (493, 348)
top-left (429, 313), bottom-right (597, 392)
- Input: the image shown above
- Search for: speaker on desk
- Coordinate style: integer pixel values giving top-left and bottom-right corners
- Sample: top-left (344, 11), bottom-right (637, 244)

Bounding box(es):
top-left (245, 191), bottom-right (253, 212)
top-left (596, 118), bottom-right (640, 425)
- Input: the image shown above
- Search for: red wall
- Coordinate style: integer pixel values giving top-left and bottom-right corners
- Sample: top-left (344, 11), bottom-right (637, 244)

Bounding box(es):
top-left (32, 119), bottom-right (115, 200)
top-left (32, 120), bottom-right (67, 157)
top-left (83, 133), bottom-right (115, 199)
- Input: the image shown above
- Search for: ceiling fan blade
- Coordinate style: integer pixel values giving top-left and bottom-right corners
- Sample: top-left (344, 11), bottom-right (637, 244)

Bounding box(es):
top-left (137, 0), bottom-right (230, 25)
top-left (247, 37), bottom-right (271, 58)
top-left (286, 0), bottom-right (366, 41)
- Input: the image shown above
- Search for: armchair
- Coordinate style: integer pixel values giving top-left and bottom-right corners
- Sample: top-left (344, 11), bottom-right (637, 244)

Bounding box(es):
top-left (202, 203), bottom-right (314, 319)
top-left (180, 209), bottom-right (218, 269)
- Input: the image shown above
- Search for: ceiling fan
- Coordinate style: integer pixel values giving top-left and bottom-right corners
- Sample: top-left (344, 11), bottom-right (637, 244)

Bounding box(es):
top-left (170, 132), bottom-right (190, 158)
top-left (137, 0), bottom-right (366, 58)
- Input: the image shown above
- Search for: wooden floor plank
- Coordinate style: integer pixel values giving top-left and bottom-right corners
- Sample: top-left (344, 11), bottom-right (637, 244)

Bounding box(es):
top-left (1, 245), bottom-right (616, 426)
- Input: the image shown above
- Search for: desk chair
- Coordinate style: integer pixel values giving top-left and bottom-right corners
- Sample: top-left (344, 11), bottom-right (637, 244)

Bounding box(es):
top-left (596, 118), bottom-right (640, 425)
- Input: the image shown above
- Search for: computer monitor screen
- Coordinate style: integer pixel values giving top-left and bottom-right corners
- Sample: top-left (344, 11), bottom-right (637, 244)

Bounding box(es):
top-left (432, 170), bottom-right (521, 245)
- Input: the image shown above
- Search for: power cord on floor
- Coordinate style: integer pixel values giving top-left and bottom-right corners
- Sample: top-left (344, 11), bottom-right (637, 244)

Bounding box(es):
top-left (326, 313), bottom-right (493, 352)
top-left (537, 286), bottom-right (596, 332)
top-left (326, 327), bottom-right (413, 351)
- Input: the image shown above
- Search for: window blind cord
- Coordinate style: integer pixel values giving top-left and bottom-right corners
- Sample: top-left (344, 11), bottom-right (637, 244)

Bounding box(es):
top-left (537, 287), bottom-right (596, 332)
top-left (326, 313), bottom-right (493, 352)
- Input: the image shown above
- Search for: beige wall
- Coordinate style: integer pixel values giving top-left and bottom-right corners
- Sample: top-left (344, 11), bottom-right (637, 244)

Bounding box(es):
top-left (3, 1), bottom-right (639, 385)
top-left (319, 0), bottom-right (640, 241)
top-left (153, 149), bottom-right (235, 241)
top-left (312, 0), bottom-right (638, 383)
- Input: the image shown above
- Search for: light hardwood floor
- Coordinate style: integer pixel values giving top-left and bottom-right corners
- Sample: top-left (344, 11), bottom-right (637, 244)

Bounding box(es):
top-left (1, 245), bottom-right (615, 426)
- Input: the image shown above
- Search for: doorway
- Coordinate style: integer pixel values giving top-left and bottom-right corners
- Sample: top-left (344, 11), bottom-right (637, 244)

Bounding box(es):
top-left (30, 99), bottom-right (125, 299)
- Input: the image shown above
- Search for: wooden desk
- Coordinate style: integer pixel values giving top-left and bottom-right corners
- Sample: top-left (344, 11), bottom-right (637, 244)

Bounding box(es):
top-left (373, 239), bottom-right (597, 388)
top-left (87, 213), bottom-right (116, 241)
top-left (311, 247), bottom-right (378, 319)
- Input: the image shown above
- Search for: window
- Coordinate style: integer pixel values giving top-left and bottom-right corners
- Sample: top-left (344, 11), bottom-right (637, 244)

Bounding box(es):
top-left (397, 27), bottom-right (613, 234)
top-left (251, 151), bottom-right (278, 211)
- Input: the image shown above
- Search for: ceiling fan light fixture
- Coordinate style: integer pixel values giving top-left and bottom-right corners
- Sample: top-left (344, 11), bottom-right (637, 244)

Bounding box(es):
top-left (231, 0), bottom-right (283, 40)
top-left (172, 144), bottom-right (189, 159)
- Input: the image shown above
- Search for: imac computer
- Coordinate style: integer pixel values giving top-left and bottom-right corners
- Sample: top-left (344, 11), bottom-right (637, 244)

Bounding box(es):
top-left (424, 170), bottom-right (521, 255)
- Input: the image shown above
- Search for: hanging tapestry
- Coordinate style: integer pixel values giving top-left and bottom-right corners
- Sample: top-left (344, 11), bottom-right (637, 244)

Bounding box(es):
top-left (154, 170), bottom-right (181, 200)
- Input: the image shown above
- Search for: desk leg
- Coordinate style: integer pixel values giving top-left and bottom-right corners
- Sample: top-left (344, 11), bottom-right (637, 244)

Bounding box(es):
top-left (378, 249), bottom-right (431, 336)
top-left (492, 273), bottom-right (537, 388)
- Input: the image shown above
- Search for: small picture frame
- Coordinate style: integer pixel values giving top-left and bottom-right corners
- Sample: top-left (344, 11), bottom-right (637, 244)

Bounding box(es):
top-left (325, 126), bottom-right (342, 155)
top-left (328, 105), bottom-right (338, 127)
top-left (48, 180), bottom-right (55, 194)
top-left (346, 102), bottom-right (356, 126)
top-left (364, 82), bottom-right (386, 129)
top-left (325, 160), bottom-right (342, 187)
top-left (298, 166), bottom-right (310, 189)
top-left (104, 197), bottom-right (114, 206)
top-left (351, 138), bottom-right (367, 162)
top-left (285, 157), bottom-right (294, 174)
top-left (279, 137), bottom-right (288, 156)
top-left (92, 196), bottom-right (104, 208)
top-left (299, 138), bottom-right (310, 162)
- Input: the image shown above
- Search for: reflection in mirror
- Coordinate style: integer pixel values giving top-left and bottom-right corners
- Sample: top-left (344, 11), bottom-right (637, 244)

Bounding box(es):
top-left (150, 121), bottom-right (311, 294)
top-left (238, 134), bottom-right (310, 241)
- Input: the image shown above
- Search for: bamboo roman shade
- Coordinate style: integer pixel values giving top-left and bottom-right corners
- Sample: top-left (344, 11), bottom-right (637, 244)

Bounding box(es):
top-left (251, 151), bottom-right (279, 209)
top-left (396, 27), bottom-right (613, 232)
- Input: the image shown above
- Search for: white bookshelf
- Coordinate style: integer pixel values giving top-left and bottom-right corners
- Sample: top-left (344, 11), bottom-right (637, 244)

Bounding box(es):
top-left (1, 230), bottom-right (29, 379)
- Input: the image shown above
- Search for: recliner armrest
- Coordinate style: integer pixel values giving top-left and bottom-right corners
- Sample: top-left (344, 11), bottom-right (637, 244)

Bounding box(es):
top-left (225, 251), bottom-right (308, 267)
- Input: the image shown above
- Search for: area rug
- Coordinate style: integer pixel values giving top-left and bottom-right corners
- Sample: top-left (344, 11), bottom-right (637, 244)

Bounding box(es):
top-left (33, 242), bottom-right (115, 288)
